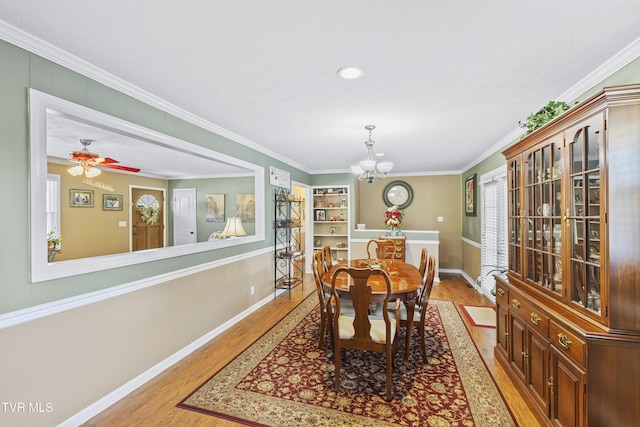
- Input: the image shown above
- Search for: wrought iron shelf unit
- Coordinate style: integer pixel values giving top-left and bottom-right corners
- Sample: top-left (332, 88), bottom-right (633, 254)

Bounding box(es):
top-left (274, 188), bottom-right (304, 296)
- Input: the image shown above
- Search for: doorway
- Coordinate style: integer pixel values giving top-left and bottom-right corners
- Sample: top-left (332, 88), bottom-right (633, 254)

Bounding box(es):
top-left (131, 187), bottom-right (165, 251)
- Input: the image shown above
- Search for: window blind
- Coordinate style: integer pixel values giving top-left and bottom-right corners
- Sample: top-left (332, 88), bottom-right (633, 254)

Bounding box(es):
top-left (480, 172), bottom-right (508, 296)
top-left (46, 174), bottom-right (61, 236)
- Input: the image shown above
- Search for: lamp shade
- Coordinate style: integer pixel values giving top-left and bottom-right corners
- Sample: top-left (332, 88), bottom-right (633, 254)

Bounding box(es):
top-left (376, 161), bottom-right (393, 173)
top-left (350, 164), bottom-right (365, 175)
top-left (67, 165), bottom-right (84, 176)
top-left (84, 166), bottom-right (101, 178)
top-left (221, 217), bottom-right (247, 237)
top-left (359, 159), bottom-right (376, 172)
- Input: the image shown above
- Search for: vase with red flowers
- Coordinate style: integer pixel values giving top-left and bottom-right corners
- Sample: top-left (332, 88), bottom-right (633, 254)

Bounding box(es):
top-left (384, 205), bottom-right (403, 236)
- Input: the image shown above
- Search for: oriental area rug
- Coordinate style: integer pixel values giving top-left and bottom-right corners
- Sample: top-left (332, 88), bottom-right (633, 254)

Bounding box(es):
top-left (178, 296), bottom-right (516, 426)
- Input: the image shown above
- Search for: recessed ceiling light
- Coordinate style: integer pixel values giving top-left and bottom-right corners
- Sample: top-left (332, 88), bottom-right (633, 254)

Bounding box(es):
top-left (337, 65), bottom-right (364, 80)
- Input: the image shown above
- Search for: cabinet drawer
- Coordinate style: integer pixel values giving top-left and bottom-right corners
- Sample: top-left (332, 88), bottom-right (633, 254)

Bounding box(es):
top-left (550, 321), bottom-right (585, 366)
top-left (495, 283), bottom-right (509, 307)
top-left (509, 295), bottom-right (549, 337)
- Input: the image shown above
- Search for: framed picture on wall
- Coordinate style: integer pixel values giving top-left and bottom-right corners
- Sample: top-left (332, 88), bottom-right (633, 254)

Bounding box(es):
top-left (70, 189), bottom-right (94, 207)
top-left (465, 174), bottom-right (477, 216)
top-left (205, 194), bottom-right (225, 222)
top-left (236, 194), bottom-right (255, 223)
top-left (103, 194), bottom-right (123, 211)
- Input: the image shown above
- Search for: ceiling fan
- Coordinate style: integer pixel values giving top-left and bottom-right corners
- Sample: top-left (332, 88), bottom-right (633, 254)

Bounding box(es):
top-left (68, 139), bottom-right (140, 177)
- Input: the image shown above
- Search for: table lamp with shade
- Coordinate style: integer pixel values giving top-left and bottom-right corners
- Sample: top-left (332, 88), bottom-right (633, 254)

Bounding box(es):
top-left (221, 217), bottom-right (247, 238)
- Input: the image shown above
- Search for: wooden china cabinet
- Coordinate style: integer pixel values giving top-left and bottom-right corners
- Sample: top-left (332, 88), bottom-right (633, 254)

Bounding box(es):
top-left (495, 84), bottom-right (640, 427)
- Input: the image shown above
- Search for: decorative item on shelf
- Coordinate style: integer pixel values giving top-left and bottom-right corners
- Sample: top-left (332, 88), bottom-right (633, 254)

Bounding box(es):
top-left (384, 205), bottom-right (403, 236)
top-left (337, 241), bottom-right (345, 248)
top-left (350, 125), bottom-right (393, 183)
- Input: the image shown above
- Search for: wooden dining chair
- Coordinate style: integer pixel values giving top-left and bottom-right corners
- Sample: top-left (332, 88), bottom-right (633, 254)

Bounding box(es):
top-left (366, 239), bottom-right (397, 261)
top-left (312, 249), bottom-right (333, 349)
top-left (395, 255), bottom-right (436, 363)
top-left (322, 245), bottom-right (334, 271)
top-left (331, 266), bottom-right (400, 401)
top-left (312, 249), bottom-right (353, 350)
top-left (418, 248), bottom-right (428, 280)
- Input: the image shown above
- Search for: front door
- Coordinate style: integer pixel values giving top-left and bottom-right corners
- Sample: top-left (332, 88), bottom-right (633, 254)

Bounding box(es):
top-left (132, 187), bottom-right (164, 251)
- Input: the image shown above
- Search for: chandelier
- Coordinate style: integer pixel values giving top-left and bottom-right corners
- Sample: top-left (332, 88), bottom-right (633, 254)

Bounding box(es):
top-left (350, 125), bottom-right (393, 183)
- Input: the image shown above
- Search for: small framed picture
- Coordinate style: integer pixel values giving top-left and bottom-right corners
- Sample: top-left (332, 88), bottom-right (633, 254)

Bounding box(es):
top-left (103, 194), bottom-right (123, 211)
top-left (341, 198), bottom-right (347, 207)
top-left (330, 226), bottom-right (337, 235)
top-left (465, 174), bottom-right (476, 216)
top-left (70, 189), bottom-right (94, 207)
top-left (315, 210), bottom-right (326, 221)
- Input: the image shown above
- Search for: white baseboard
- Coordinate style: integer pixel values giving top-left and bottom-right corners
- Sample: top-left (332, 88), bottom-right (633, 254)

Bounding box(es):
top-left (58, 289), bottom-right (285, 426)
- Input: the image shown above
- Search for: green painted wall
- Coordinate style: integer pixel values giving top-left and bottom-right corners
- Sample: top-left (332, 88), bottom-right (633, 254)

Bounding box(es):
top-left (0, 39), bottom-right (310, 313)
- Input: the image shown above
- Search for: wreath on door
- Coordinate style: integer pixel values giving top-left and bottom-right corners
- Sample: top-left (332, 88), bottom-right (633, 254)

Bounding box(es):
top-left (137, 194), bottom-right (160, 224)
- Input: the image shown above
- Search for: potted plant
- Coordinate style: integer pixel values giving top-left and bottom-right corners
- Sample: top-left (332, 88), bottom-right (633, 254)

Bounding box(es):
top-left (519, 100), bottom-right (575, 137)
top-left (47, 231), bottom-right (62, 250)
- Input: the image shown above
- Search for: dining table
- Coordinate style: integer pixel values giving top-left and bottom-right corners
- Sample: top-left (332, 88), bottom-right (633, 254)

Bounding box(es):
top-left (321, 258), bottom-right (424, 364)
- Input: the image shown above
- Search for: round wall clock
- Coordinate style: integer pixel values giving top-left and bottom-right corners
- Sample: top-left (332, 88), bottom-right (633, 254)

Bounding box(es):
top-left (383, 181), bottom-right (413, 210)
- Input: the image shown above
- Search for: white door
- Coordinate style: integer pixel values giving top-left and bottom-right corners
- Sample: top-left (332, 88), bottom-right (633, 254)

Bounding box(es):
top-left (173, 188), bottom-right (197, 245)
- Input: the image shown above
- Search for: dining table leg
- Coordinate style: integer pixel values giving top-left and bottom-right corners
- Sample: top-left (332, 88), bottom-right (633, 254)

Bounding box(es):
top-left (402, 298), bottom-right (416, 365)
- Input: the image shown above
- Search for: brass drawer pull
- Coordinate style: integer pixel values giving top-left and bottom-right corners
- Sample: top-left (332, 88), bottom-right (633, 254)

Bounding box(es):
top-left (497, 288), bottom-right (505, 297)
top-left (530, 312), bottom-right (541, 325)
top-left (557, 333), bottom-right (572, 349)
top-left (512, 299), bottom-right (521, 309)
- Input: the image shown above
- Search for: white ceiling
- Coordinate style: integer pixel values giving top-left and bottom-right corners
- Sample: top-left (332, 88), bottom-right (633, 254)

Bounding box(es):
top-left (2, 1), bottom-right (640, 175)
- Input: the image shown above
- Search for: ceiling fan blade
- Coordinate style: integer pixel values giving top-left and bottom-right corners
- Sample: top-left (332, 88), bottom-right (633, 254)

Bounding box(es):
top-left (101, 163), bottom-right (141, 173)
top-left (70, 151), bottom-right (98, 161)
top-left (94, 157), bottom-right (119, 164)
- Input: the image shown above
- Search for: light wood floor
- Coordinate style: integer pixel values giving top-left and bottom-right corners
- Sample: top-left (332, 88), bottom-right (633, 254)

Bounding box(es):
top-left (83, 273), bottom-right (540, 426)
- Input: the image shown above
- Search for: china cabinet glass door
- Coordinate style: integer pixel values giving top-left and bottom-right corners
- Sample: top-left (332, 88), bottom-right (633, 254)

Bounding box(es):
top-left (507, 158), bottom-right (522, 278)
top-left (567, 117), bottom-right (604, 320)
top-left (523, 135), bottom-right (563, 298)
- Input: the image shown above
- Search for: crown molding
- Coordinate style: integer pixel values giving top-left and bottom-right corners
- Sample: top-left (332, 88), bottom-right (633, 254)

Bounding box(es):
top-left (557, 35), bottom-right (640, 102)
top-left (462, 35), bottom-right (640, 174)
top-left (0, 19), bottom-right (310, 174)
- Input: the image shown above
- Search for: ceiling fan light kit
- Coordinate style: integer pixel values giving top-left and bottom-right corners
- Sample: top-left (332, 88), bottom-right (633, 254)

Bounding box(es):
top-left (351, 125), bottom-right (393, 183)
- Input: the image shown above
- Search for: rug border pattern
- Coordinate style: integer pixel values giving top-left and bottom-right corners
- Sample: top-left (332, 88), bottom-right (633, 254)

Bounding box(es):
top-left (178, 296), bottom-right (515, 426)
